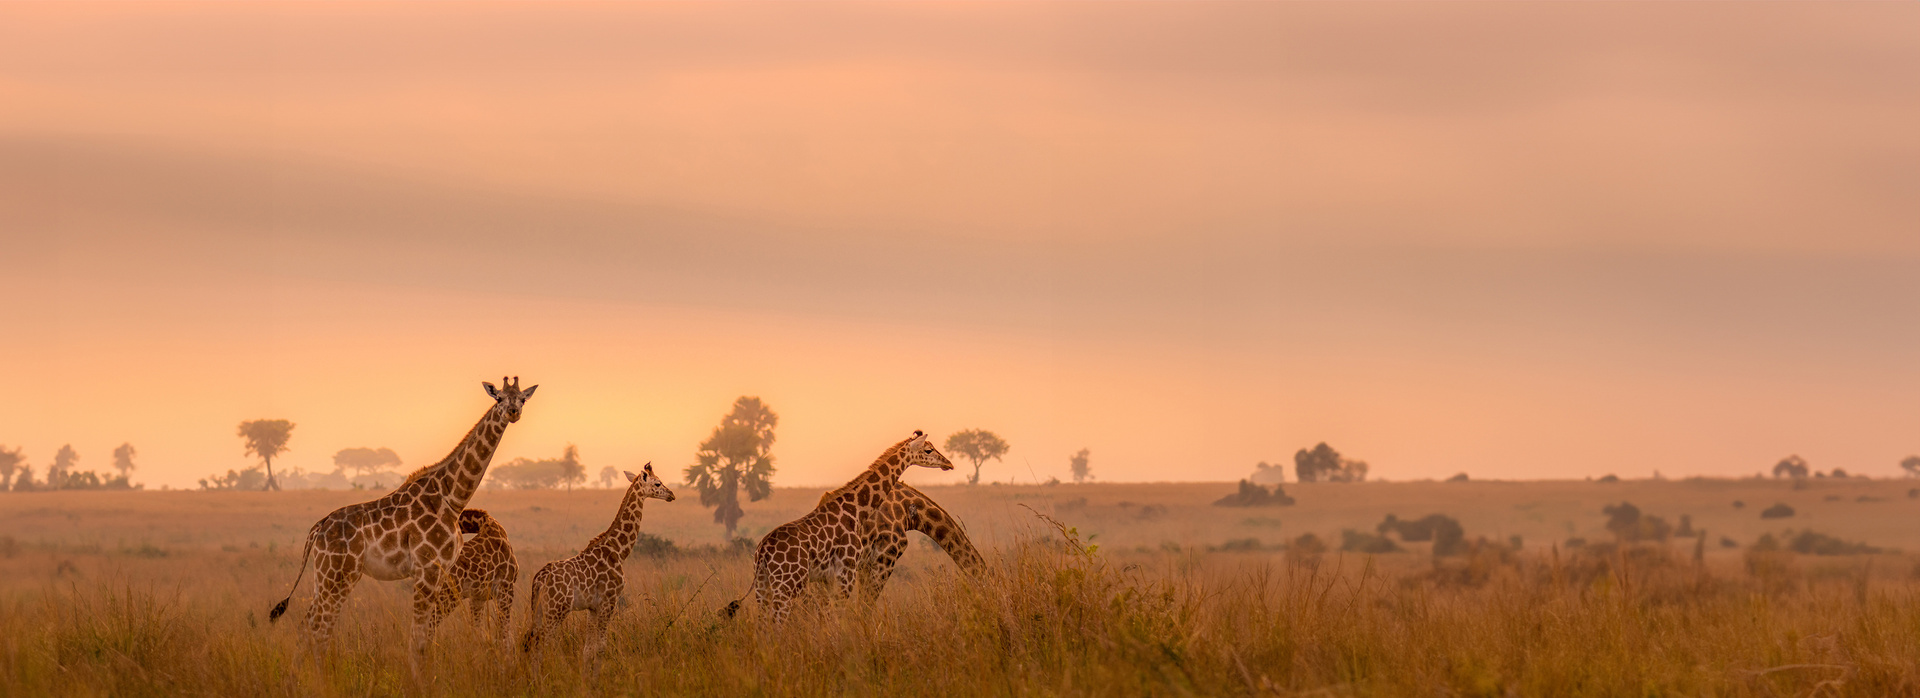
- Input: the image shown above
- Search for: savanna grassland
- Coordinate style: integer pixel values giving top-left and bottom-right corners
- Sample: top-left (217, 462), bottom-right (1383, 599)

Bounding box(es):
top-left (4, 477), bottom-right (1920, 696)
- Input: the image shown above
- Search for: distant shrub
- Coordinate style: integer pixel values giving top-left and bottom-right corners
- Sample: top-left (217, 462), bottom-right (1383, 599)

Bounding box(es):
top-left (1732, 500), bottom-right (1745, 509)
top-left (1056, 497), bottom-right (1088, 513)
top-left (1286, 533), bottom-right (1327, 567)
top-left (1675, 514), bottom-right (1697, 538)
top-left (1340, 529), bottom-right (1402, 554)
top-left (1446, 472), bottom-right (1469, 483)
top-left (1376, 514), bottom-right (1469, 556)
top-left (1856, 496), bottom-right (1884, 502)
top-left (632, 532), bottom-right (679, 557)
top-left (1212, 480), bottom-right (1296, 508)
top-left (1565, 537), bottom-right (1586, 548)
top-left (1909, 488), bottom-right (1919, 499)
top-left (1135, 504), bottom-right (1168, 520)
top-left (1241, 517), bottom-right (1284, 528)
top-left (1785, 530), bottom-right (1883, 556)
top-left (1602, 502), bottom-right (1671, 542)
top-left (1596, 474), bottom-right (1620, 483)
top-left (1745, 533), bottom-right (1794, 578)
top-left (1760, 503), bottom-right (1796, 519)
top-left (1720, 536), bottom-right (1738, 548)
top-left (1215, 538), bottom-right (1264, 552)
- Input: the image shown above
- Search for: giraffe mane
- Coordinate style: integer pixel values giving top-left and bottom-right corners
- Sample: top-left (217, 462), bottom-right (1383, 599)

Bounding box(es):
top-left (814, 436), bottom-right (915, 509)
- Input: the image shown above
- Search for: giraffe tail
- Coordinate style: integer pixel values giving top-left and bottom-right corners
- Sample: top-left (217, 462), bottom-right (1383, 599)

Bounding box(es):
top-left (268, 523), bottom-right (319, 623)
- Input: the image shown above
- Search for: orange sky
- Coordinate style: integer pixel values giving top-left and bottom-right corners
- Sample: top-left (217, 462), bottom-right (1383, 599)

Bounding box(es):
top-left (2, 2), bottom-right (1917, 489)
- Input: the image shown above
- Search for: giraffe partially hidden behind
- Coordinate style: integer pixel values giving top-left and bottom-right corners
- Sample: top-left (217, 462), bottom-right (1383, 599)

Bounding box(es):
top-left (432, 509), bottom-right (519, 644)
top-left (521, 463), bottom-right (676, 672)
top-left (268, 377), bottom-right (536, 677)
top-left (850, 482), bottom-right (985, 603)
top-left (750, 430), bottom-right (954, 624)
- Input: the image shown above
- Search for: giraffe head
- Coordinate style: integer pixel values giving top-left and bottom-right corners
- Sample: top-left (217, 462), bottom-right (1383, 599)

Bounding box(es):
top-left (904, 430), bottom-right (955, 472)
top-left (482, 376), bottom-right (538, 423)
top-left (623, 462), bottom-right (676, 502)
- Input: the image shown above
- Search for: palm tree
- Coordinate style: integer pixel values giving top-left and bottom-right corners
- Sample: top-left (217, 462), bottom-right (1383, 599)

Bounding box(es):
top-left (945, 429), bottom-right (1009, 485)
top-left (684, 397), bottom-right (778, 538)
top-left (237, 419), bottom-right (295, 491)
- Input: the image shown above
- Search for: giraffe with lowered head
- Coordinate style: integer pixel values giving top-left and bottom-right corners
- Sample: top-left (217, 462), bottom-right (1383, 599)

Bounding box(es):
top-left (432, 508), bottom-right (520, 645)
top-left (750, 430), bottom-right (954, 623)
top-left (268, 377), bottom-right (536, 676)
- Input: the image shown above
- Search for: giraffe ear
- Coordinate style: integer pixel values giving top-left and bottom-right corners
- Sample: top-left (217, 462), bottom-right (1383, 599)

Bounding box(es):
top-left (483, 382), bottom-right (501, 400)
top-left (624, 470), bottom-right (639, 483)
top-left (520, 385), bottom-right (538, 399)
top-left (909, 431), bottom-right (928, 448)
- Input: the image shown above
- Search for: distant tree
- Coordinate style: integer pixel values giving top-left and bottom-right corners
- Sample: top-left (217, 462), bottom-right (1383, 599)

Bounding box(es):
top-left (237, 419), bottom-right (295, 491)
top-left (332, 447), bottom-right (402, 479)
top-left (200, 466), bottom-right (267, 491)
top-left (47, 444), bottom-right (78, 489)
top-left (684, 397), bottom-right (779, 538)
top-left (0, 445), bottom-right (22, 492)
top-left (1293, 443), bottom-right (1368, 483)
top-left (558, 444), bottom-right (586, 491)
top-left (599, 465), bottom-right (619, 488)
top-left (1069, 448), bottom-right (1092, 483)
top-left (945, 429), bottom-right (1009, 486)
top-left (1902, 456), bottom-right (1920, 478)
top-left (12, 465), bottom-right (33, 492)
top-left (1771, 455), bottom-right (1809, 480)
top-left (1248, 461), bottom-right (1287, 485)
top-left (111, 443), bottom-right (137, 480)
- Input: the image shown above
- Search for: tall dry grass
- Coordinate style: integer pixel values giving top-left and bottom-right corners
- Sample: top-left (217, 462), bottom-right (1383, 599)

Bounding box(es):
top-left (3, 509), bottom-right (1919, 697)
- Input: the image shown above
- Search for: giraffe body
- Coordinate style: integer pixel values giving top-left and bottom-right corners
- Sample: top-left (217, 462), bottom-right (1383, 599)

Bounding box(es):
top-left (268, 377), bottom-right (535, 678)
top-left (522, 464), bottom-right (675, 672)
top-left (434, 509), bottom-right (519, 644)
top-left (751, 431), bottom-right (954, 623)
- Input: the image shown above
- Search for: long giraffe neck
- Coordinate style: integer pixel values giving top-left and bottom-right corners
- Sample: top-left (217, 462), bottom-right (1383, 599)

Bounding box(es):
top-left (867, 440), bottom-right (913, 482)
top-left (399, 404), bottom-right (511, 512)
top-left (899, 486), bottom-right (983, 571)
top-left (586, 485), bottom-right (650, 561)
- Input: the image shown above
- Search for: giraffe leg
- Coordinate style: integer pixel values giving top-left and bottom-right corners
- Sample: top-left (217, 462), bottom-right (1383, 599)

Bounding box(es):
top-left (859, 531), bottom-right (909, 604)
top-left (301, 558), bottom-right (360, 660)
top-left (467, 589), bottom-right (486, 629)
top-left (409, 563), bottom-right (451, 680)
top-left (583, 601), bottom-right (615, 679)
top-left (494, 581), bottom-right (514, 646)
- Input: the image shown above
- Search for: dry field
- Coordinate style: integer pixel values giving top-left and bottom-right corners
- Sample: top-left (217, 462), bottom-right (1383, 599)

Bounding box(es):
top-left (3, 477), bottom-right (1920, 696)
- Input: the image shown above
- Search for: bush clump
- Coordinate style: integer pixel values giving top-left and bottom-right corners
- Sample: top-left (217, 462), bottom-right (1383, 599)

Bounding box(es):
top-left (1340, 529), bottom-right (1402, 554)
top-left (1760, 503), bottom-right (1796, 519)
top-left (1785, 530), bottom-right (1883, 556)
top-left (1212, 480), bottom-right (1296, 507)
top-left (632, 532), bottom-right (679, 557)
top-left (1602, 502), bottom-right (1671, 542)
top-left (1377, 514), bottom-right (1469, 556)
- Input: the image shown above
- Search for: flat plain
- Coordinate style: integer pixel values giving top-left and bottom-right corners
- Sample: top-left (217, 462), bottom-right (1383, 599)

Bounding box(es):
top-left (3, 477), bottom-right (1918, 696)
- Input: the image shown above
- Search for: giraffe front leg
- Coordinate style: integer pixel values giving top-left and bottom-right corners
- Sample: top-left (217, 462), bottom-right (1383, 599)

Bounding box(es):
top-left (858, 530), bottom-right (909, 604)
top-left (409, 563), bottom-right (451, 681)
top-left (583, 601), bottom-right (616, 680)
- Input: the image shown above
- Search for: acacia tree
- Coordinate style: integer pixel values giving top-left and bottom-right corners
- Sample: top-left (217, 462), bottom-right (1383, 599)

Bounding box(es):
top-left (0, 445), bottom-right (22, 492)
top-left (1902, 456), bottom-right (1920, 478)
top-left (945, 429), bottom-right (1009, 485)
top-left (684, 397), bottom-right (777, 539)
top-left (112, 443), bottom-right (137, 481)
top-left (1772, 455), bottom-right (1809, 480)
top-left (333, 447), bottom-right (402, 480)
top-left (1069, 448), bottom-right (1092, 483)
top-left (1294, 442), bottom-right (1368, 483)
top-left (238, 419), bottom-right (295, 491)
top-left (599, 466), bottom-right (619, 488)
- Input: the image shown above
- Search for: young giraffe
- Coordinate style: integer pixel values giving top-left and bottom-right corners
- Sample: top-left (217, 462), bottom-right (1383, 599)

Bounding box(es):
top-left (432, 509), bottom-right (519, 644)
top-left (851, 482), bottom-right (985, 603)
top-left (521, 463), bottom-right (675, 669)
top-left (751, 430), bottom-right (954, 623)
top-left (269, 377), bottom-right (535, 677)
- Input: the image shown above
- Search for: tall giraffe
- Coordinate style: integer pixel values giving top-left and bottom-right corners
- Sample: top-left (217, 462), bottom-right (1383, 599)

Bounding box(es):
top-left (433, 509), bottom-right (519, 645)
top-left (268, 377), bottom-right (535, 676)
top-left (522, 463), bottom-right (675, 672)
top-left (750, 430), bottom-right (953, 623)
